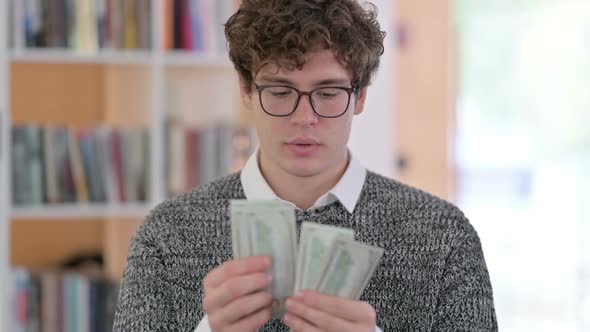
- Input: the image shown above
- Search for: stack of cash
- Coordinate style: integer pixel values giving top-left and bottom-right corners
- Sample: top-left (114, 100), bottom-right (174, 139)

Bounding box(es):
top-left (230, 200), bottom-right (384, 318)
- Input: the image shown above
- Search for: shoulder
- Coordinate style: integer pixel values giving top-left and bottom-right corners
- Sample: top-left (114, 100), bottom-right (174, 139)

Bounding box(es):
top-left (140, 172), bottom-right (243, 231)
top-left (364, 171), bottom-right (463, 216)
top-left (363, 171), bottom-right (476, 238)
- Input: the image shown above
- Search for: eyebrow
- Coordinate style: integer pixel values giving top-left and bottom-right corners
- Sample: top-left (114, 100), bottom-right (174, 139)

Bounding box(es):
top-left (258, 76), bottom-right (351, 86)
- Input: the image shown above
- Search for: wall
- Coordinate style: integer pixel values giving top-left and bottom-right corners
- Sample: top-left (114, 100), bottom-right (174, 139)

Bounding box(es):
top-left (395, 0), bottom-right (455, 200)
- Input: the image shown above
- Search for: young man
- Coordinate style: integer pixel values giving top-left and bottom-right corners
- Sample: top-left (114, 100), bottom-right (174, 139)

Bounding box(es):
top-left (113, 1), bottom-right (497, 331)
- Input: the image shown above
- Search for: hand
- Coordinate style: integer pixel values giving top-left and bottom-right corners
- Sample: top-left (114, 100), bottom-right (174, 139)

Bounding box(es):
top-left (202, 256), bottom-right (273, 332)
top-left (283, 291), bottom-right (376, 332)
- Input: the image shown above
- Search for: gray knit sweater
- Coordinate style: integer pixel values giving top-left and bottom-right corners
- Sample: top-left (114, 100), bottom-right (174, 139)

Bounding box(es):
top-left (113, 171), bottom-right (497, 331)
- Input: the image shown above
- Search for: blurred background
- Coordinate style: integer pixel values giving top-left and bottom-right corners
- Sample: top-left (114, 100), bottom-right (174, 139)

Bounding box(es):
top-left (0, 0), bottom-right (588, 331)
top-left (452, 1), bottom-right (590, 330)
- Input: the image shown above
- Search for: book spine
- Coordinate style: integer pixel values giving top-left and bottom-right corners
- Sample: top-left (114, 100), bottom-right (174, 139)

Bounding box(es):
top-left (29, 125), bottom-right (45, 205)
top-left (136, 0), bottom-right (151, 49)
top-left (110, 129), bottom-right (126, 203)
top-left (11, 127), bottom-right (28, 205)
top-left (164, 0), bottom-right (173, 50)
top-left (13, 0), bottom-right (25, 49)
top-left (68, 128), bottom-right (89, 203)
top-left (40, 272), bottom-right (61, 332)
top-left (123, 0), bottom-right (138, 49)
top-left (180, 0), bottom-right (192, 50)
top-left (189, 0), bottom-right (203, 52)
top-left (96, 0), bottom-right (107, 49)
top-left (172, 0), bottom-right (182, 49)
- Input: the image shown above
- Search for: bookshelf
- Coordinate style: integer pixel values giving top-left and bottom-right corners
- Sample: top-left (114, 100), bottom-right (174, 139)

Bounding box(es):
top-left (1, 1), bottom-right (242, 331)
top-left (0, 1), bottom-right (395, 331)
top-left (1, 0), bottom-right (11, 329)
top-left (11, 203), bottom-right (151, 219)
top-left (8, 49), bottom-right (155, 65)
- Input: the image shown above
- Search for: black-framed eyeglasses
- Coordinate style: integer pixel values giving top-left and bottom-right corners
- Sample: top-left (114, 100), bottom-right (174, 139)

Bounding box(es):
top-left (254, 81), bottom-right (360, 118)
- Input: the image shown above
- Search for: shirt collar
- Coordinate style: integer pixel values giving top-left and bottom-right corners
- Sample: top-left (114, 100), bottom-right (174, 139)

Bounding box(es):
top-left (240, 147), bottom-right (366, 213)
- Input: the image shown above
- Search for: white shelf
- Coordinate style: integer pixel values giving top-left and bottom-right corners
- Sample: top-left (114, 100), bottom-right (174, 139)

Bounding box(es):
top-left (8, 49), bottom-right (154, 65)
top-left (7, 49), bottom-right (234, 68)
top-left (164, 50), bottom-right (233, 67)
top-left (11, 203), bottom-right (152, 220)
top-left (0, 1), bottom-right (240, 330)
top-left (0, 0), bottom-right (10, 329)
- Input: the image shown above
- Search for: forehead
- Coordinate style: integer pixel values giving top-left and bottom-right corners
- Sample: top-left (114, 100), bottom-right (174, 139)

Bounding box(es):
top-left (256, 49), bottom-right (352, 84)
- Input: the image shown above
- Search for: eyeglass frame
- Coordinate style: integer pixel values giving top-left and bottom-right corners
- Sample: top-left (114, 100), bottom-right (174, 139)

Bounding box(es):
top-left (253, 81), bottom-right (360, 118)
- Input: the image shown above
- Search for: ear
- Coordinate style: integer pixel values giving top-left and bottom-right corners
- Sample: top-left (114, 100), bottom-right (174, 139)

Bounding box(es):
top-left (353, 87), bottom-right (368, 115)
top-left (239, 78), bottom-right (254, 110)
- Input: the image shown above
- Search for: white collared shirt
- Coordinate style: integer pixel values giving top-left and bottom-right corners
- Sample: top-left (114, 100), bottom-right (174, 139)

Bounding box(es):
top-left (196, 148), bottom-right (383, 332)
top-left (240, 147), bottom-right (367, 213)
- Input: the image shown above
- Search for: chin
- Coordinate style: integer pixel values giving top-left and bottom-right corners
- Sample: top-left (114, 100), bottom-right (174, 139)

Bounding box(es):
top-left (282, 160), bottom-right (325, 178)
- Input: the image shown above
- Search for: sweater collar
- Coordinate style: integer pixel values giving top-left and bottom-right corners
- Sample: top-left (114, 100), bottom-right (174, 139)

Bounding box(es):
top-left (240, 147), bottom-right (366, 213)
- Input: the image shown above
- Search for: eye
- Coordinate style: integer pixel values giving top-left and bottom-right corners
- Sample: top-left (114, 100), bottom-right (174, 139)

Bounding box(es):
top-left (316, 88), bottom-right (344, 99)
top-left (267, 87), bottom-right (294, 98)
top-left (318, 92), bottom-right (338, 98)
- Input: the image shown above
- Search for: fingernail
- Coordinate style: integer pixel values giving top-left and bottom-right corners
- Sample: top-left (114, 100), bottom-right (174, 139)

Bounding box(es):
top-left (264, 256), bottom-right (272, 267)
top-left (283, 313), bottom-right (293, 325)
top-left (294, 291), bottom-right (304, 300)
top-left (287, 298), bottom-right (299, 307)
top-left (266, 274), bottom-right (273, 284)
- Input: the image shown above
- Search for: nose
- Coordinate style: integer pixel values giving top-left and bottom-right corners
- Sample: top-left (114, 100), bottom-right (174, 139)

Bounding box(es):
top-left (290, 94), bottom-right (319, 127)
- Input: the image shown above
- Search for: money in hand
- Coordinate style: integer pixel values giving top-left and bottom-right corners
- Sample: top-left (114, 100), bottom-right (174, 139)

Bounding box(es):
top-left (316, 239), bottom-right (384, 300)
top-left (295, 222), bottom-right (354, 293)
top-left (230, 200), bottom-right (384, 317)
top-left (230, 200), bottom-right (297, 318)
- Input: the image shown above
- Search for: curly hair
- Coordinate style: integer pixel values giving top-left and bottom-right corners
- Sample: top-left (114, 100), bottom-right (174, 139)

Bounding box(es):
top-left (224, 0), bottom-right (386, 94)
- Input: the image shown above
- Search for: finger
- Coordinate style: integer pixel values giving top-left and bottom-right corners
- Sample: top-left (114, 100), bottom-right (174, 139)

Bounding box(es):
top-left (296, 291), bottom-right (376, 323)
top-left (203, 273), bottom-right (272, 313)
top-left (283, 313), bottom-right (322, 332)
top-left (215, 291), bottom-right (272, 325)
top-left (285, 298), bottom-right (354, 331)
top-left (225, 307), bottom-right (272, 332)
top-left (204, 256), bottom-right (271, 289)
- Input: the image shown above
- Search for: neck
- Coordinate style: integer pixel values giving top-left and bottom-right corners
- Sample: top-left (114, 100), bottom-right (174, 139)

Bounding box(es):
top-left (259, 150), bottom-right (349, 210)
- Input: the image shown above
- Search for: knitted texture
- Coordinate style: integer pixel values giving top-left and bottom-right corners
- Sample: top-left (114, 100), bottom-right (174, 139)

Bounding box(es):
top-left (113, 171), bottom-right (497, 331)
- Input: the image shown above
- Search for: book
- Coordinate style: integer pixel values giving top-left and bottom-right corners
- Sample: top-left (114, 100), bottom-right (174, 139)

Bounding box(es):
top-left (11, 126), bottom-right (45, 205)
top-left (165, 120), bottom-right (258, 196)
top-left (11, 127), bottom-right (29, 205)
top-left (40, 271), bottom-right (62, 332)
top-left (163, 0), bottom-right (174, 50)
top-left (123, 0), bottom-right (137, 50)
top-left (79, 129), bottom-right (107, 203)
top-left (75, 0), bottom-right (99, 53)
top-left (51, 126), bottom-right (76, 203)
top-left (12, 0), bottom-right (152, 51)
top-left (44, 126), bottom-right (60, 204)
top-left (68, 127), bottom-right (90, 203)
top-left (136, 0), bottom-right (151, 49)
top-left (168, 0), bottom-right (235, 53)
top-left (11, 125), bottom-right (151, 206)
top-left (26, 126), bottom-right (45, 205)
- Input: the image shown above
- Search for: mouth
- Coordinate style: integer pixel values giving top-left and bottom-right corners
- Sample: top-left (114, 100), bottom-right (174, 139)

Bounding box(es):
top-left (287, 137), bottom-right (321, 145)
top-left (285, 138), bottom-right (321, 156)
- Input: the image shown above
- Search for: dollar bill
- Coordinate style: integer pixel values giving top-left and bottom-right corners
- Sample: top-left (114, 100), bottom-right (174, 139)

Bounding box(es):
top-left (295, 222), bottom-right (355, 293)
top-left (316, 238), bottom-right (384, 300)
top-left (230, 200), bottom-right (297, 318)
top-left (230, 200), bottom-right (384, 312)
